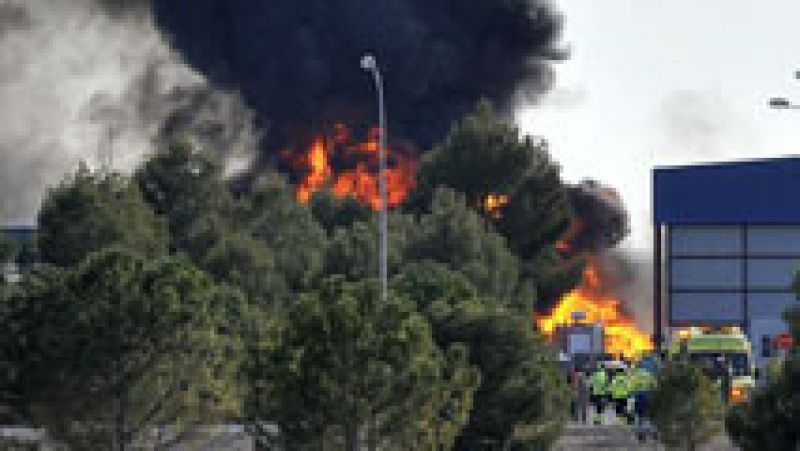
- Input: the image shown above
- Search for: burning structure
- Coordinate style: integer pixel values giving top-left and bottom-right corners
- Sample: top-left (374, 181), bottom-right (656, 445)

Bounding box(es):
top-left (285, 125), bottom-right (417, 210)
top-left (538, 180), bottom-right (653, 360)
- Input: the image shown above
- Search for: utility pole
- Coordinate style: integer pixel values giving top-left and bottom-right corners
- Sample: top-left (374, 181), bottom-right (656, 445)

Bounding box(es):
top-left (361, 54), bottom-right (388, 301)
top-left (768, 70), bottom-right (800, 110)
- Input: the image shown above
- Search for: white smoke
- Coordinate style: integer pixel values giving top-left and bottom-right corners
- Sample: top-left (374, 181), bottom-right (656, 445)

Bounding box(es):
top-left (0, 0), bottom-right (258, 224)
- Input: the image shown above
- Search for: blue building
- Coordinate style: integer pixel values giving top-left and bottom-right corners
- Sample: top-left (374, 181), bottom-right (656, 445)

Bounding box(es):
top-left (653, 157), bottom-right (800, 367)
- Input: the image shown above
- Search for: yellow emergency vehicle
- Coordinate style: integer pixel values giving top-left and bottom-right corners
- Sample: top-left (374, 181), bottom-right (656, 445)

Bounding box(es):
top-left (667, 327), bottom-right (755, 403)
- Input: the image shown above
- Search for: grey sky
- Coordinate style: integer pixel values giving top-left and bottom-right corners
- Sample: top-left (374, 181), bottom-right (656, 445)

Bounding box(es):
top-left (518, 0), bottom-right (800, 251)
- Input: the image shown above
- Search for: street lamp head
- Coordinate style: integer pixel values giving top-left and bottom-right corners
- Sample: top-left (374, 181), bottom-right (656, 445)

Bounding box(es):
top-left (769, 97), bottom-right (791, 109)
top-left (360, 54), bottom-right (377, 71)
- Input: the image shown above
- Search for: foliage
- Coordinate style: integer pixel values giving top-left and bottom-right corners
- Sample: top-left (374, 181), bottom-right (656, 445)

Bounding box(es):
top-left (0, 249), bottom-right (243, 449)
top-left (410, 101), bottom-right (578, 309)
top-left (394, 264), bottom-right (569, 449)
top-left (726, 356), bottom-right (800, 451)
top-left (431, 299), bottom-right (570, 449)
top-left (135, 138), bottom-right (234, 254)
top-left (391, 261), bottom-right (477, 311)
top-left (242, 173), bottom-right (327, 291)
top-left (0, 232), bottom-right (16, 264)
top-left (198, 230), bottom-right (288, 308)
top-left (412, 101), bottom-right (572, 261)
top-left (37, 165), bottom-right (168, 267)
top-left (309, 189), bottom-right (372, 234)
top-left (650, 360), bottom-right (725, 451)
top-left (324, 212), bottom-right (415, 283)
top-left (325, 188), bottom-right (526, 306)
top-left (726, 306), bottom-right (800, 450)
top-left (248, 277), bottom-right (478, 449)
top-left (408, 187), bottom-right (525, 305)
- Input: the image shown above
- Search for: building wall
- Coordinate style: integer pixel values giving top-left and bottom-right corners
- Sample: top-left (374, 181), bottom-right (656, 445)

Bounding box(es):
top-left (667, 224), bottom-right (799, 366)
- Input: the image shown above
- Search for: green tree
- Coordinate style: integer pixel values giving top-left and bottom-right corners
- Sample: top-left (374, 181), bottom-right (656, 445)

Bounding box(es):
top-left (37, 165), bottom-right (167, 267)
top-left (309, 189), bottom-right (372, 234)
top-left (412, 101), bottom-right (572, 262)
top-left (726, 357), bottom-right (800, 451)
top-left (0, 231), bottom-right (16, 264)
top-left (408, 187), bottom-right (524, 305)
top-left (432, 300), bottom-right (569, 449)
top-left (411, 102), bottom-right (578, 310)
top-left (135, 139), bottom-right (234, 254)
top-left (391, 261), bottom-right (477, 312)
top-left (196, 226), bottom-right (288, 308)
top-left (0, 249), bottom-right (243, 449)
top-left (324, 212), bottom-right (415, 283)
top-left (725, 305), bottom-right (800, 450)
top-left (651, 360), bottom-right (725, 451)
top-left (393, 264), bottom-right (568, 449)
top-left (243, 173), bottom-right (327, 291)
top-left (248, 277), bottom-right (478, 449)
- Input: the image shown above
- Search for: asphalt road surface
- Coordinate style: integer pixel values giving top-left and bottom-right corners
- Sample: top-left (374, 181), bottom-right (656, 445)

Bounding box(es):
top-left (553, 409), bottom-right (738, 450)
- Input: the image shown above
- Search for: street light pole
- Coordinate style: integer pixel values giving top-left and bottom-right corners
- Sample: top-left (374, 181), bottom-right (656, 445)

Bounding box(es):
top-left (361, 54), bottom-right (388, 301)
top-left (768, 70), bottom-right (800, 110)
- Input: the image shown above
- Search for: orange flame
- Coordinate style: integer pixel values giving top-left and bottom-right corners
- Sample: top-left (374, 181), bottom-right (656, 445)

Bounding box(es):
top-left (483, 193), bottom-right (509, 219)
top-left (290, 125), bottom-right (417, 209)
top-left (537, 258), bottom-right (653, 360)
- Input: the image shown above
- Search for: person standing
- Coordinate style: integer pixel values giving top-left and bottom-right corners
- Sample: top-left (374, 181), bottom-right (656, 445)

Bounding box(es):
top-left (589, 364), bottom-right (608, 425)
top-left (630, 365), bottom-right (656, 440)
top-left (576, 370), bottom-right (590, 423)
top-left (609, 367), bottom-right (632, 424)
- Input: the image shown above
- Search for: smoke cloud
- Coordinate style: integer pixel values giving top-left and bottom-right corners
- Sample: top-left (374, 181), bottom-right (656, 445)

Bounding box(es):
top-left (657, 90), bottom-right (758, 164)
top-left (566, 179), bottom-right (629, 254)
top-left (563, 180), bottom-right (652, 331)
top-left (151, 0), bottom-right (566, 167)
top-left (0, 0), bottom-right (258, 224)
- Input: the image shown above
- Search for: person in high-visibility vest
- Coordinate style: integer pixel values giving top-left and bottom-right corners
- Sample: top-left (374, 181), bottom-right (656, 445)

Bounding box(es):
top-left (609, 367), bottom-right (632, 424)
top-left (589, 364), bottom-right (608, 425)
top-left (630, 366), bottom-right (656, 436)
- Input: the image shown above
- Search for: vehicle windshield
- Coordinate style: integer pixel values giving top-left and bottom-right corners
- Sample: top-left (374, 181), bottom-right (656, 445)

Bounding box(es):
top-left (689, 352), bottom-right (751, 377)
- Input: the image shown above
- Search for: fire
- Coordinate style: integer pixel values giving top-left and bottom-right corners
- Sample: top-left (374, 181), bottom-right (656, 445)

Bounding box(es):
top-left (537, 258), bottom-right (653, 360)
top-left (483, 193), bottom-right (509, 219)
top-left (290, 124), bottom-right (417, 209)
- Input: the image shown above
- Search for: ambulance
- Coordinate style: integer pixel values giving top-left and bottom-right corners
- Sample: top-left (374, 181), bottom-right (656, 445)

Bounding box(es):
top-left (667, 327), bottom-right (755, 403)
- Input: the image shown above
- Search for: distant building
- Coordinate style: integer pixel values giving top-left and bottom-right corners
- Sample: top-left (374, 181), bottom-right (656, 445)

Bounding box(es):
top-left (653, 158), bottom-right (800, 367)
top-left (1, 224), bottom-right (36, 283)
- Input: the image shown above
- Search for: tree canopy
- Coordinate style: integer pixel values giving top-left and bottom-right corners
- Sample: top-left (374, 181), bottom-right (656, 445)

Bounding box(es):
top-left (2, 102), bottom-right (581, 448)
top-left (411, 102), bottom-right (579, 310)
top-left (0, 248), bottom-right (243, 449)
top-left (247, 277), bottom-right (479, 449)
top-left (393, 264), bottom-right (569, 449)
top-left (651, 360), bottom-right (725, 451)
top-left (726, 304), bottom-right (800, 450)
top-left (38, 166), bottom-right (167, 267)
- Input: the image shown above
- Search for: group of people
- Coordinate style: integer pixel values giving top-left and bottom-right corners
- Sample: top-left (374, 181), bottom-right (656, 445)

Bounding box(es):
top-left (571, 361), bottom-right (655, 428)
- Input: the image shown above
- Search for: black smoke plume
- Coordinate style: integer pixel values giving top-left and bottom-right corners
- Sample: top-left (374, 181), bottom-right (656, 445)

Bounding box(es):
top-left (565, 179), bottom-right (630, 254)
top-left (151, 0), bottom-right (566, 169)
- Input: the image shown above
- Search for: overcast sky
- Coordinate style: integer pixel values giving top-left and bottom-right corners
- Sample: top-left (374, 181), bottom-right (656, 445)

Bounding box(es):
top-left (518, 0), bottom-right (800, 251)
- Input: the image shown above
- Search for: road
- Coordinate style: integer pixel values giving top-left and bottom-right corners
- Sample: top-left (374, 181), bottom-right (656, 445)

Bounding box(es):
top-left (553, 409), bottom-right (738, 450)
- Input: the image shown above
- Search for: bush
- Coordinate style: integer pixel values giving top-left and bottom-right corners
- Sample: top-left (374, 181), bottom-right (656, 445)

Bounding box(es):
top-left (726, 356), bottom-right (800, 450)
top-left (650, 360), bottom-right (724, 451)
